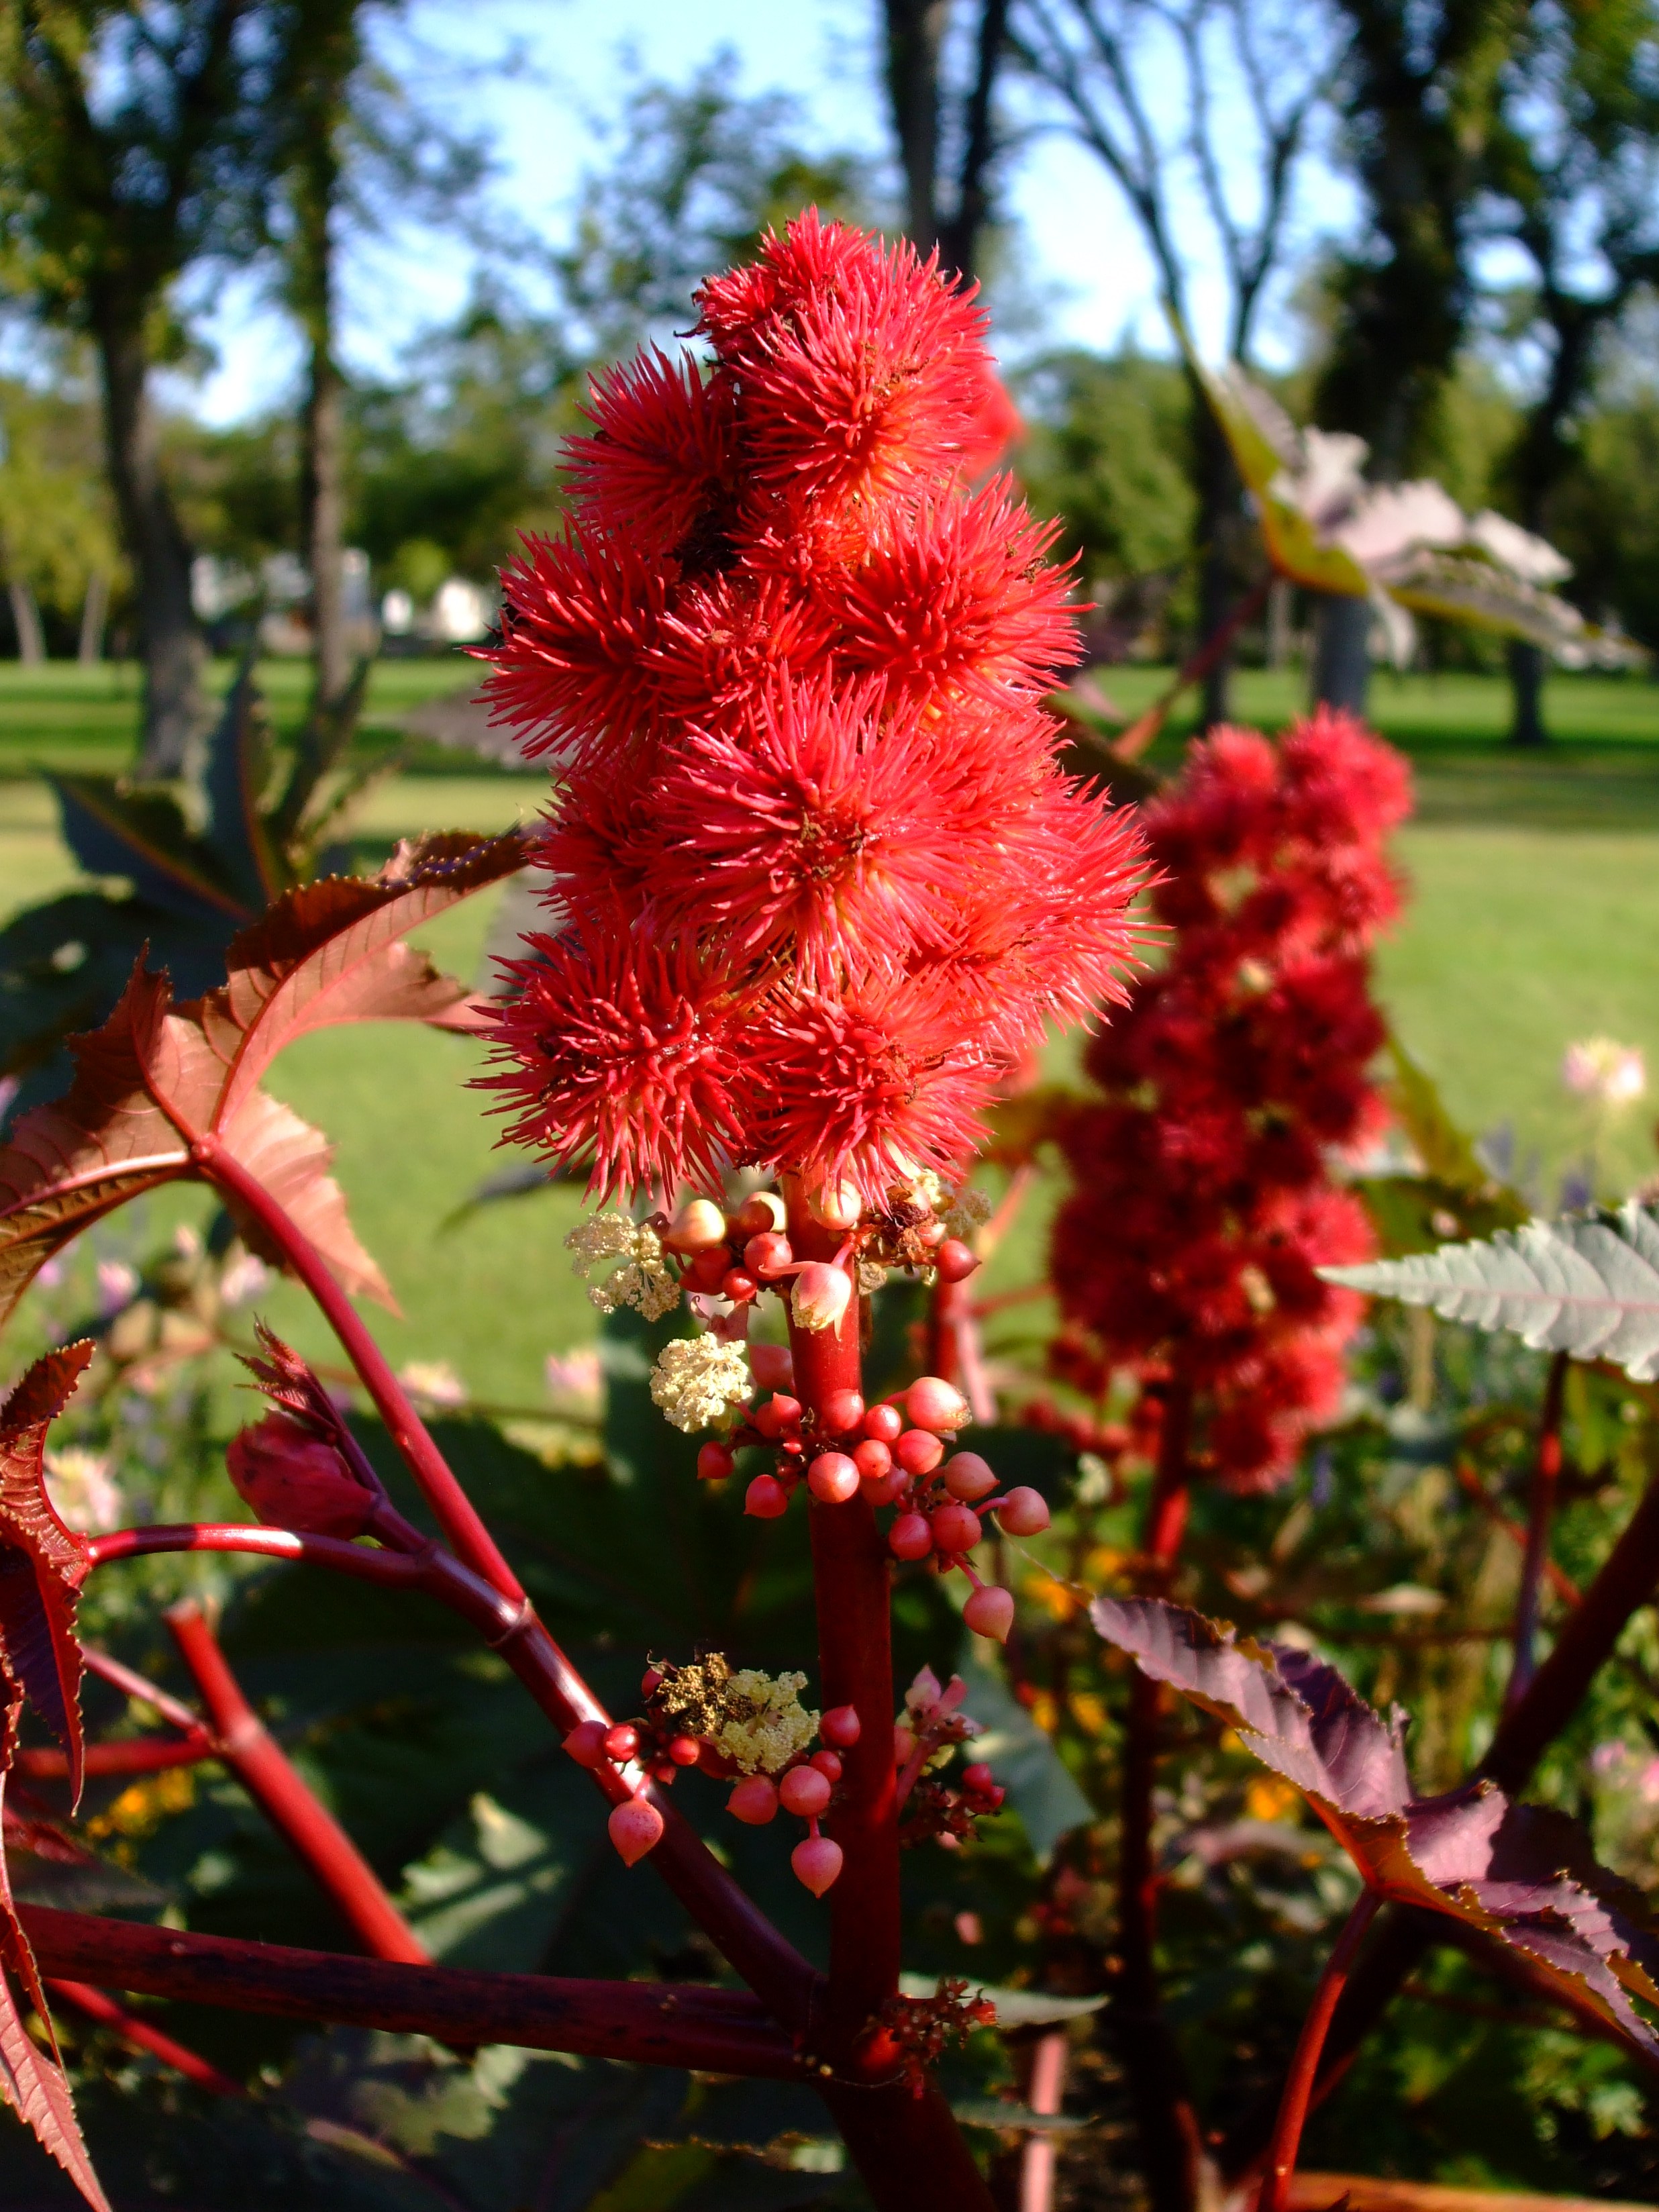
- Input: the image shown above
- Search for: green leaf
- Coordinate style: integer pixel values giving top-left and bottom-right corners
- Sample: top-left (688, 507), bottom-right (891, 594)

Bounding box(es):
top-left (954, 1647), bottom-right (1092, 1865)
top-left (1321, 1201), bottom-right (1659, 1378)
top-left (201, 669), bottom-right (287, 911)
top-left (47, 776), bottom-right (252, 928)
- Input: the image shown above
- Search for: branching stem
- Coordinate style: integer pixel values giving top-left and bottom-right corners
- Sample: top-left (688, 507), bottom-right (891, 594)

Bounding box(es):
top-left (1259, 1887), bottom-right (1380, 2212)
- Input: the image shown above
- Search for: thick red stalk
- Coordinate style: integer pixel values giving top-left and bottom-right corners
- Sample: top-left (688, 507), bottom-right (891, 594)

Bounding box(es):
top-left (21, 1908), bottom-right (807, 2078)
top-left (1504, 1348), bottom-right (1569, 1714)
top-left (164, 1600), bottom-right (430, 1966)
top-left (1258, 1889), bottom-right (1380, 2212)
top-left (1117, 1376), bottom-right (1205, 2212)
top-left (784, 1192), bottom-right (900, 2056)
top-left (87, 1523), bottom-right (820, 2033)
top-left (47, 1979), bottom-right (244, 2097)
top-left (195, 1136), bottom-right (523, 1597)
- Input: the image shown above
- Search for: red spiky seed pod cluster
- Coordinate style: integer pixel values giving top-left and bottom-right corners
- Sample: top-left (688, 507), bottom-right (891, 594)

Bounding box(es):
top-left (1050, 710), bottom-right (1411, 1489)
top-left (481, 213), bottom-right (1146, 1205)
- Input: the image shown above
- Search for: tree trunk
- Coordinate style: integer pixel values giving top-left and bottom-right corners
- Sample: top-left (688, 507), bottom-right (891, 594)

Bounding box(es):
top-left (1506, 638), bottom-right (1546, 746)
top-left (77, 572), bottom-right (109, 667)
top-left (93, 309), bottom-right (204, 777)
top-left (1266, 579), bottom-right (1292, 670)
top-left (1310, 593), bottom-right (1372, 714)
top-left (885, 0), bottom-right (950, 245)
top-left (1191, 375), bottom-right (1240, 727)
top-left (302, 338), bottom-right (348, 708)
top-left (7, 579), bottom-right (44, 664)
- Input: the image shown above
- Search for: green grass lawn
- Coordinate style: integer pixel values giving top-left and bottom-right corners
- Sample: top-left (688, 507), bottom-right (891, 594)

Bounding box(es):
top-left (4, 656), bottom-right (1659, 1403)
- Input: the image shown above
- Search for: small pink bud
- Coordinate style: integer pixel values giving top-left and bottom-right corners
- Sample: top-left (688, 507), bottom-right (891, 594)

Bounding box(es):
top-left (936, 1238), bottom-right (980, 1283)
top-left (688, 1246), bottom-right (733, 1291)
top-left (748, 1342), bottom-right (795, 1392)
top-left (733, 1192), bottom-right (786, 1238)
top-left (727, 1774), bottom-right (779, 1824)
top-left (745, 1474), bottom-right (789, 1519)
top-left (662, 1199), bottom-right (727, 1253)
top-left (853, 1438), bottom-right (891, 1478)
top-left (564, 1720), bottom-right (609, 1768)
top-left (964, 1585), bottom-right (1015, 1642)
top-left (608, 1795), bottom-right (664, 1866)
top-left (697, 1442), bottom-right (735, 1482)
top-left (821, 1704), bottom-right (862, 1748)
top-left (603, 1724), bottom-right (639, 1762)
top-left (805, 1180), bottom-right (862, 1231)
top-left (811, 1749), bottom-right (844, 1781)
top-left (905, 1376), bottom-right (969, 1434)
top-left (668, 1735), bottom-right (703, 1766)
top-left (791, 1261), bottom-right (852, 1333)
top-left (862, 1468), bottom-right (907, 1505)
top-left (752, 1393), bottom-right (801, 1439)
top-left (779, 1766), bottom-right (833, 1817)
top-left (863, 1403), bottom-right (903, 1445)
top-left (943, 1452), bottom-right (998, 1501)
top-left (822, 1388), bottom-right (865, 1434)
top-left (227, 1413), bottom-right (374, 1540)
top-left (962, 1762), bottom-right (995, 1793)
top-left (896, 1428), bottom-right (944, 1477)
top-left (997, 1486), bottom-right (1051, 1536)
top-left (930, 1502), bottom-right (983, 1555)
top-left (722, 1268), bottom-right (758, 1303)
top-left (889, 1511), bottom-right (934, 1560)
top-left (792, 1833), bottom-right (844, 1897)
top-left (744, 1232), bottom-right (794, 1280)
top-left (807, 1450), bottom-right (860, 1504)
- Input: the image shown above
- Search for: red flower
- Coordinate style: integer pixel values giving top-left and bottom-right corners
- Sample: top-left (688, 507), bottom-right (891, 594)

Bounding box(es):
top-left (481, 214), bottom-right (1146, 1200)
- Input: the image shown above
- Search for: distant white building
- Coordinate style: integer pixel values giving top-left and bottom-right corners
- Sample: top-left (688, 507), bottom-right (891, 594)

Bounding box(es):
top-left (426, 576), bottom-right (493, 642)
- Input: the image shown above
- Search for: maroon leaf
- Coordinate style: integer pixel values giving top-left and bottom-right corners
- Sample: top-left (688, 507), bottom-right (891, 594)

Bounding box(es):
top-left (1092, 1595), bottom-right (1659, 2058)
top-left (0, 1346), bottom-right (94, 1803)
top-left (0, 832), bottom-right (529, 1327)
top-left (0, 1775), bottom-right (109, 2211)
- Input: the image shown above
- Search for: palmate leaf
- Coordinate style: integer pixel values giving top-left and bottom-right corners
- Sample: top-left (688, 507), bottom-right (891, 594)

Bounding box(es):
top-left (0, 1344), bottom-right (93, 1803)
top-left (1320, 1201), bottom-right (1659, 1377)
top-left (0, 832), bottom-right (529, 1331)
top-left (1092, 1596), bottom-right (1659, 2056)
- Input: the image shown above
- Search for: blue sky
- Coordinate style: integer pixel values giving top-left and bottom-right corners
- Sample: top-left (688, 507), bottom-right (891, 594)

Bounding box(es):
top-left (181, 0), bottom-right (1359, 425)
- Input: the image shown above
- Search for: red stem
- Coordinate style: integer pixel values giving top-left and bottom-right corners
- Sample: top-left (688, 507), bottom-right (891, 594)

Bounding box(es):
top-left (46, 1978), bottom-right (244, 2097)
top-left (85, 1523), bottom-right (820, 2034)
top-left (1019, 2027), bottom-right (1068, 2212)
top-left (1258, 1889), bottom-right (1380, 2212)
top-left (784, 1191), bottom-right (900, 2060)
top-left (195, 1136), bottom-right (522, 1597)
top-left (1113, 575), bottom-right (1273, 762)
top-left (1118, 1376), bottom-right (1204, 2212)
top-left (1505, 1349), bottom-right (1569, 1714)
top-left (16, 1738), bottom-right (212, 1780)
top-left (1455, 1458), bottom-right (1580, 1606)
top-left (164, 1599), bottom-right (430, 1966)
top-left (21, 1907), bottom-right (807, 2079)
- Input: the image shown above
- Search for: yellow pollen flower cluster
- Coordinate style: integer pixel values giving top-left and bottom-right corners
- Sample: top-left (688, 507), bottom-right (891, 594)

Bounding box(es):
top-left (648, 1336), bottom-right (752, 1433)
top-left (713, 1670), bottom-right (819, 1775)
top-left (565, 1212), bottom-right (681, 1321)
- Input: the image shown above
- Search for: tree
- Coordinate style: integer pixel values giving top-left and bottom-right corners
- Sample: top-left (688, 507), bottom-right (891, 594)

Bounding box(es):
top-left (883, 0), bottom-right (1011, 282)
top-left (1482, 0), bottom-right (1659, 741)
top-left (0, 374), bottom-right (119, 661)
top-left (1009, 0), bottom-right (1337, 718)
top-left (0, 1), bottom-right (269, 773)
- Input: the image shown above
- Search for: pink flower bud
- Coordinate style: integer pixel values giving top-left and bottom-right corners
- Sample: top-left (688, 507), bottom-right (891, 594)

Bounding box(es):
top-left (668, 1735), bottom-right (703, 1766)
top-left (962, 1762), bottom-right (995, 1793)
top-left (943, 1452), bottom-right (998, 1501)
top-left (805, 1180), bottom-right (862, 1230)
top-left (905, 1376), bottom-right (969, 1434)
top-left (779, 1766), bottom-right (832, 1817)
top-left (862, 1468), bottom-right (907, 1505)
top-left (863, 1403), bottom-right (903, 1444)
top-left (822, 1388), bottom-right (865, 1434)
top-left (791, 1262), bottom-right (852, 1333)
top-left (752, 1393), bottom-right (801, 1439)
top-left (697, 1442), bottom-right (735, 1481)
top-left (936, 1238), bottom-right (980, 1283)
top-left (603, 1723), bottom-right (640, 1761)
top-left (727, 1774), bottom-right (778, 1824)
top-left (745, 1474), bottom-right (790, 1519)
top-left (821, 1704), bottom-right (862, 1748)
top-left (997, 1486), bottom-right (1051, 1535)
top-left (734, 1192), bottom-right (785, 1238)
top-left (227, 1413), bottom-right (374, 1540)
top-left (896, 1428), bottom-right (944, 1476)
top-left (744, 1232), bottom-right (794, 1279)
top-left (792, 1833), bottom-right (844, 1897)
top-left (889, 1511), bottom-right (934, 1560)
top-left (964, 1585), bottom-right (1015, 1642)
top-left (853, 1438), bottom-right (891, 1478)
top-left (930, 1502), bottom-right (982, 1555)
top-left (811, 1750), bottom-right (844, 1780)
top-left (662, 1199), bottom-right (727, 1253)
top-left (608, 1795), bottom-right (664, 1866)
top-left (807, 1451), bottom-right (860, 1504)
top-left (564, 1720), bottom-right (609, 1768)
top-left (748, 1342), bottom-right (795, 1392)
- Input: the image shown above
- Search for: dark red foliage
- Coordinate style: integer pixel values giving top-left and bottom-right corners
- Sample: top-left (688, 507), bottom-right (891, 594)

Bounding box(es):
top-left (1052, 711), bottom-right (1411, 1488)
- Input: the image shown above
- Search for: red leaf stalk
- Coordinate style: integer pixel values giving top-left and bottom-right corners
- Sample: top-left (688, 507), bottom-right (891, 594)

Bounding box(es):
top-left (46, 1980), bottom-right (243, 2099)
top-left (1257, 1888), bottom-right (1380, 2212)
top-left (21, 1909), bottom-right (807, 2079)
top-left (16, 1739), bottom-right (211, 1780)
top-left (1017, 2027), bottom-right (1068, 2212)
top-left (163, 1600), bottom-right (430, 1967)
top-left (1117, 1376), bottom-right (1206, 2212)
top-left (87, 1524), bottom-right (819, 2033)
top-left (1504, 1348), bottom-right (1569, 1714)
top-left (1112, 574), bottom-right (1273, 762)
top-left (784, 1190), bottom-right (899, 2058)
